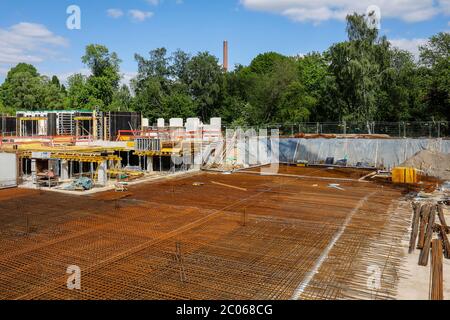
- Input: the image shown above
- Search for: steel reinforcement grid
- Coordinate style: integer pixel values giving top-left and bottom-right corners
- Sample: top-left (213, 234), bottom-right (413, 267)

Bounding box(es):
top-left (0, 168), bottom-right (412, 300)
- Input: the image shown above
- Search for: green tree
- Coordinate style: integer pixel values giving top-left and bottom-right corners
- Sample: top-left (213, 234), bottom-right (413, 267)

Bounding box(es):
top-left (327, 13), bottom-right (387, 122)
top-left (249, 52), bottom-right (290, 74)
top-left (420, 32), bottom-right (450, 67)
top-left (65, 73), bottom-right (90, 109)
top-left (245, 57), bottom-right (297, 125)
top-left (82, 45), bottom-right (121, 84)
top-left (51, 75), bottom-right (61, 88)
top-left (184, 52), bottom-right (223, 121)
top-left (134, 48), bottom-right (171, 92)
top-left (41, 76), bottom-right (65, 110)
top-left (418, 33), bottom-right (450, 120)
top-left (132, 48), bottom-right (171, 121)
top-left (375, 49), bottom-right (421, 121)
top-left (277, 81), bottom-right (316, 123)
top-left (163, 92), bottom-right (196, 119)
top-left (132, 77), bottom-right (166, 121)
top-left (171, 49), bottom-right (191, 83)
top-left (0, 63), bottom-right (42, 111)
top-left (296, 53), bottom-right (329, 121)
top-left (110, 84), bottom-right (133, 111)
top-left (81, 44), bottom-right (122, 108)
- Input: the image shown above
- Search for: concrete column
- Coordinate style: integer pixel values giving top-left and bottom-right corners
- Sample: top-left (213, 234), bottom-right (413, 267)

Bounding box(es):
top-left (182, 141), bottom-right (192, 171)
top-left (61, 160), bottom-right (69, 180)
top-left (236, 128), bottom-right (245, 166)
top-left (31, 159), bottom-right (37, 184)
top-left (248, 129), bottom-right (258, 166)
top-left (193, 142), bottom-right (202, 170)
top-left (147, 156), bottom-right (154, 173)
top-left (225, 129), bottom-right (235, 168)
top-left (97, 161), bottom-right (107, 186)
top-left (258, 129), bottom-right (268, 165)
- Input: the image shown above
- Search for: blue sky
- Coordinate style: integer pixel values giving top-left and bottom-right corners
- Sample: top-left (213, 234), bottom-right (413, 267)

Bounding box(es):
top-left (0, 0), bottom-right (449, 84)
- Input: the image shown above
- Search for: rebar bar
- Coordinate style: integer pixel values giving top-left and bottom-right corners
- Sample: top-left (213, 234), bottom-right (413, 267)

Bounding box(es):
top-left (430, 239), bottom-right (443, 300)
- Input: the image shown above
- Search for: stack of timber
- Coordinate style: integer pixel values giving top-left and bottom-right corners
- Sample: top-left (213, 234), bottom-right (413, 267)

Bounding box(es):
top-left (409, 201), bottom-right (450, 300)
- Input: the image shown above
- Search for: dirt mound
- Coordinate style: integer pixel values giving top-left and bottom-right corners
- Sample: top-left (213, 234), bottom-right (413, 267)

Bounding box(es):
top-left (401, 150), bottom-right (450, 180)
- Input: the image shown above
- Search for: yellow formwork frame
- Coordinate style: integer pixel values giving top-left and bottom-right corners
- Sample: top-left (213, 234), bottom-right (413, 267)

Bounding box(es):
top-left (134, 148), bottom-right (182, 157)
top-left (19, 151), bottom-right (121, 163)
top-left (18, 117), bottom-right (47, 121)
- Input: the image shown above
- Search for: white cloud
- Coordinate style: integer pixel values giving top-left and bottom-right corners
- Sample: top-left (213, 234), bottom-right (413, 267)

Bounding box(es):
top-left (0, 22), bottom-right (68, 73)
top-left (146, 0), bottom-right (160, 5)
top-left (107, 9), bottom-right (124, 18)
top-left (0, 67), bottom-right (8, 76)
top-left (241, 0), bottom-right (450, 24)
top-left (44, 68), bottom-right (91, 85)
top-left (440, 0), bottom-right (450, 14)
top-left (47, 69), bottom-right (136, 87)
top-left (390, 38), bottom-right (427, 59)
top-left (121, 71), bottom-right (138, 87)
top-left (128, 9), bottom-right (154, 22)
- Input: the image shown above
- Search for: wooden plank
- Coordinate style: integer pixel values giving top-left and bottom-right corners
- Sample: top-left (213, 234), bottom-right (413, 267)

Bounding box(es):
top-left (437, 204), bottom-right (448, 228)
top-left (211, 181), bottom-right (248, 192)
top-left (417, 204), bottom-right (431, 249)
top-left (440, 225), bottom-right (450, 259)
top-left (419, 205), bottom-right (436, 266)
top-left (409, 202), bottom-right (421, 253)
top-left (430, 239), bottom-right (443, 300)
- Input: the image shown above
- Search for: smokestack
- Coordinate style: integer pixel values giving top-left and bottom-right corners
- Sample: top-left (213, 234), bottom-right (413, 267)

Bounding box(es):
top-left (223, 40), bottom-right (228, 72)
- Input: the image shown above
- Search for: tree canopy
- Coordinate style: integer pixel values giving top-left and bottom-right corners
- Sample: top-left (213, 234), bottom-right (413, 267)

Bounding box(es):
top-left (0, 13), bottom-right (448, 126)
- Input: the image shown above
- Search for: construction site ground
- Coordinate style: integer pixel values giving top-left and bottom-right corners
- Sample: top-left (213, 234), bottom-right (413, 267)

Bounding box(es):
top-left (0, 165), bottom-right (437, 300)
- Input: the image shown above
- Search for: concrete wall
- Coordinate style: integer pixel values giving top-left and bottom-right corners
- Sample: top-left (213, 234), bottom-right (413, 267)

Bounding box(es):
top-left (0, 153), bottom-right (17, 189)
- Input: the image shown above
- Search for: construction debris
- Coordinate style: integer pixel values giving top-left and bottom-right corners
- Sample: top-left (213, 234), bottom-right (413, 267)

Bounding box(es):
top-left (401, 150), bottom-right (450, 180)
top-left (114, 182), bottom-right (129, 192)
top-left (328, 183), bottom-right (345, 191)
top-left (64, 177), bottom-right (93, 191)
top-left (408, 198), bottom-right (449, 300)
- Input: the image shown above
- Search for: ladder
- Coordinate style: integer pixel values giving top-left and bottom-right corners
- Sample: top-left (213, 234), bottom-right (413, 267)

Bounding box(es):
top-left (96, 110), bottom-right (104, 140)
top-left (104, 112), bottom-right (111, 141)
top-left (58, 113), bottom-right (74, 135)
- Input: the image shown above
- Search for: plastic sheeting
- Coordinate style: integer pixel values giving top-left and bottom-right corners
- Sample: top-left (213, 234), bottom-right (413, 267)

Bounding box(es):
top-left (64, 177), bottom-right (93, 191)
top-left (279, 138), bottom-right (450, 169)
